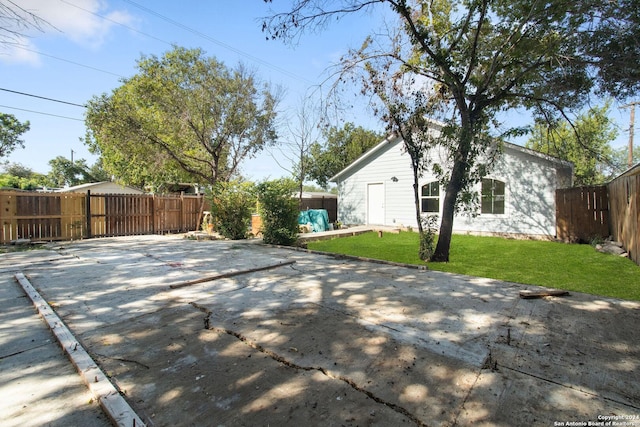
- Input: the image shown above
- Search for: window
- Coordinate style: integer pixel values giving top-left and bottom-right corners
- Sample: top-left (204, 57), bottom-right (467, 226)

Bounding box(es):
top-left (421, 181), bottom-right (440, 213)
top-left (481, 179), bottom-right (505, 214)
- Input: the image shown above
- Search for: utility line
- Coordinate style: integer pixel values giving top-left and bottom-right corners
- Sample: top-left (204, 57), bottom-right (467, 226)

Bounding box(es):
top-left (0, 105), bottom-right (83, 121)
top-left (58, 0), bottom-right (311, 85)
top-left (0, 87), bottom-right (86, 107)
top-left (5, 43), bottom-right (124, 78)
top-left (59, 0), bottom-right (172, 47)
top-left (118, 0), bottom-right (314, 85)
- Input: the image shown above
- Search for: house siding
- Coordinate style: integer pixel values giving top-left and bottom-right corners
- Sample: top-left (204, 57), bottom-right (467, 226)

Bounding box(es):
top-left (335, 137), bottom-right (571, 238)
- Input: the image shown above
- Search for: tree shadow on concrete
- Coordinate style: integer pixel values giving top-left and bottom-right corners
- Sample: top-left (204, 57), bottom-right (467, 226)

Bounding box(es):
top-left (6, 236), bottom-right (640, 426)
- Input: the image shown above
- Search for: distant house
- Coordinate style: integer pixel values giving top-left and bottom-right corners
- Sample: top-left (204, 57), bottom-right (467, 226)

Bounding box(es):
top-left (58, 181), bottom-right (145, 195)
top-left (331, 127), bottom-right (573, 238)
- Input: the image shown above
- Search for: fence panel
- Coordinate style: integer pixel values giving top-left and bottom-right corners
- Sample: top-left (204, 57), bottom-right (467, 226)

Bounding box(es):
top-left (1, 192), bottom-right (85, 243)
top-left (182, 195), bottom-right (205, 232)
top-left (1, 191), bottom-right (205, 243)
top-left (608, 172), bottom-right (639, 265)
top-left (155, 195), bottom-right (183, 233)
top-left (99, 194), bottom-right (154, 237)
top-left (556, 186), bottom-right (609, 243)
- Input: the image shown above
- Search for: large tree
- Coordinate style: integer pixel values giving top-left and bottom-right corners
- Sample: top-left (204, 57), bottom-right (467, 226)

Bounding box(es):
top-left (264, 0), bottom-right (638, 262)
top-left (305, 122), bottom-right (382, 188)
top-left (47, 156), bottom-right (106, 187)
top-left (526, 104), bottom-right (618, 186)
top-left (0, 112), bottom-right (29, 159)
top-left (271, 97), bottom-right (322, 200)
top-left (0, 162), bottom-right (47, 190)
top-left (85, 46), bottom-right (280, 189)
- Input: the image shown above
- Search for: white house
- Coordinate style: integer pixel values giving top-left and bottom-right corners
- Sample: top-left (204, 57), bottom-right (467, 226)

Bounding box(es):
top-left (331, 129), bottom-right (573, 238)
top-left (58, 181), bottom-right (145, 195)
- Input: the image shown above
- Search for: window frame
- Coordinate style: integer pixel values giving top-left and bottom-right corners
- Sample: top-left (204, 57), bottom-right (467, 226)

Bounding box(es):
top-left (421, 181), bottom-right (440, 213)
top-left (481, 178), bottom-right (506, 215)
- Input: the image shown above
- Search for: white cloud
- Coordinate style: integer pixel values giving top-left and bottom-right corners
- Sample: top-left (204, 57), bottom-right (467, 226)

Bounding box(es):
top-left (0, 40), bottom-right (41, 65)
top-left (2, 0), bottom-right (134, 62)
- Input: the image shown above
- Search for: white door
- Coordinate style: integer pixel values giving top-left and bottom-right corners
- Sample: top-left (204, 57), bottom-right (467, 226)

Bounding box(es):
top-left (367, 183), bottom-right (385, 225)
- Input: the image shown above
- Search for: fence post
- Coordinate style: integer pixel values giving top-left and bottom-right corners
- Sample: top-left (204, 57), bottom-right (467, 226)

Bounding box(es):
top-left (151, 195), bottom-right (156, 234)
top-left (180, 192), bottom-right (185, 232)
top-left (85, 190), bottom-right (92, 238)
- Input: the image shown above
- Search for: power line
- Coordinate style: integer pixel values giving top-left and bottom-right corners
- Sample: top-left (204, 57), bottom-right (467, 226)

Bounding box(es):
top-left (5, 43), bottom-right (124, 78)
top-left (59, 0), bottom-right (172, 47)
top-left (118, 0), bottom-right (314, 85)
top-left (0, 105), bottom-right (84, 121)
top-left (52, 0), bottom-right (313, 89)
top-left (0, 87), bottom-right (86, 107)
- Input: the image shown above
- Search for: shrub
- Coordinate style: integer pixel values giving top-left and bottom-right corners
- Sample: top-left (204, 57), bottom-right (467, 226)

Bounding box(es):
top-left (419, 215), bottom-right (439, 261)
top-left (209, 180), bottom-right (255, 240)
top-left (256, 178), bottom-right (299, 246)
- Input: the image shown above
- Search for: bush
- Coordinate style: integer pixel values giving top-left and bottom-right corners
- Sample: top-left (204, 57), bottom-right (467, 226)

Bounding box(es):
top-left (419, 215), bottom-right (439, 261)
top-left (256, 178), bottom-right (299, 246)
top-left (209, 180), bottom-right (255, 240)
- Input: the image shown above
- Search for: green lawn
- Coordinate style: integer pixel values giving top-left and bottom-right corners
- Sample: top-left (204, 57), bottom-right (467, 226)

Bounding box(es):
top-left (307, 231), bottom-right (640, 301)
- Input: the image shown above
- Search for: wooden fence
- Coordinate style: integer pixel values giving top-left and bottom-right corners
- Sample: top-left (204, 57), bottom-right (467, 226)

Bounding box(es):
top-left (556, 186), bottom-right (610, 243)
top-left (0, 191), bottom-right (205, 244)
top-left (608, 167), bottom-right (639, 265)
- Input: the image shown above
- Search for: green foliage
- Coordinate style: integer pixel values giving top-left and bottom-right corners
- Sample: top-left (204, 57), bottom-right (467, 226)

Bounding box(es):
top-left (305, 123), bottom-right (382, 188)
top-left (209, 180), bottom-right (255, 240)
top-left (256, 178), bottom-right (299, 246)
top-left (608, 144), bottom-right (640, 178)
top-left (0, 162), bottom-right (48, 190)
top-left (308, 233), bottom-right (640, 301)
top-left (526, 103), bottom-right (618, 185)
top-left (579, 0), bottom-right (640, 99)
top-left (85, 46), bottom-right (280, 188)
top-left (0, 113), bottom-right (29, 158)
top-left (47, 156), bottom-right (101, 187)
top-left (418, 215), bottom-right (438, 261)
top-left (263, 0), bottom-right (639, 263)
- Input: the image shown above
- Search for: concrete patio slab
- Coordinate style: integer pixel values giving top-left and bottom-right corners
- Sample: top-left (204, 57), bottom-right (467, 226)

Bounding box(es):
top-left (1, 234), bottom-right (638, 426)
top-left (0, 269), bottom-right (110, 427)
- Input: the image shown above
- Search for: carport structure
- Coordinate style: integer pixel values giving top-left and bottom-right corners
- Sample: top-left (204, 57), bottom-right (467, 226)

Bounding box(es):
top-left (2, 235), bottom-right (639, 426)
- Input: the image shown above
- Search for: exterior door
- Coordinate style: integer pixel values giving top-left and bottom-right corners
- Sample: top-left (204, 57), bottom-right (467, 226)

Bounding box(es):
top-left (367, 183), bottom-right (385, 225)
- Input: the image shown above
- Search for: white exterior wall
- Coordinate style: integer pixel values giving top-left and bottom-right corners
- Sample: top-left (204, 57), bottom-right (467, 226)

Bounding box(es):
top-left (336, 138), bottom-right (568, 237)
top-left (451, 148), bottom-right (560, 236)
top-left (337, 137), bottom-right (416, 226)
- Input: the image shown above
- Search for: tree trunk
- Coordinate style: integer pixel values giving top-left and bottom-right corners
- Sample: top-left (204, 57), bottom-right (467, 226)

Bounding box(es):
top-left (431, 160), bottom-right (465, 261)
top-left (411, 155), bottom-right (424, 236)
top-left (431, 116), bottom-right (473, 262)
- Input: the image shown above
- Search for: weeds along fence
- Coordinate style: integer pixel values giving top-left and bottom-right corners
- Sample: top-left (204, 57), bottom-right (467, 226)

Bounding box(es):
top-left (0, 191), bottom-right (205, 243)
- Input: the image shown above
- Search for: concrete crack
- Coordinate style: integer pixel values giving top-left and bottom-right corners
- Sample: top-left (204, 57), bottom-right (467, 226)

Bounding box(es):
top-left (93, 352), bottom-right (150, 370)
top-left (498, 363), bottom-right (640, 411)
top-left (189, 302), bottom-right (428, 427)
top-left (0, 342), bottom-right (49, 360)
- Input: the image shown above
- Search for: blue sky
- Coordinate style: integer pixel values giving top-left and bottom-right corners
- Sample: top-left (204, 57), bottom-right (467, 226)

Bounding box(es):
top-left (0, 0), bottom-right (635, 181)
top-left (1, 0), bottom-right (384, 180)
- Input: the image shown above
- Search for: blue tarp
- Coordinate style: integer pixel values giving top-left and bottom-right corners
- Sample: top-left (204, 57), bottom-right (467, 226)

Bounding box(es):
top-left (298, 209), bottom-right (330, 232)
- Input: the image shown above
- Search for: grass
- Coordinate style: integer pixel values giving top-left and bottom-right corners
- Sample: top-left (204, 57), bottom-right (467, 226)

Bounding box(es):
top-left (307, 231), bottom-right (640, 301)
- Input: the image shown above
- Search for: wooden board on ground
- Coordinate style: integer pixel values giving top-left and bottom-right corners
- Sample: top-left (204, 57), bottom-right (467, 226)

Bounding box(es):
top-left (519, 289), bottom-right (570, 299)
